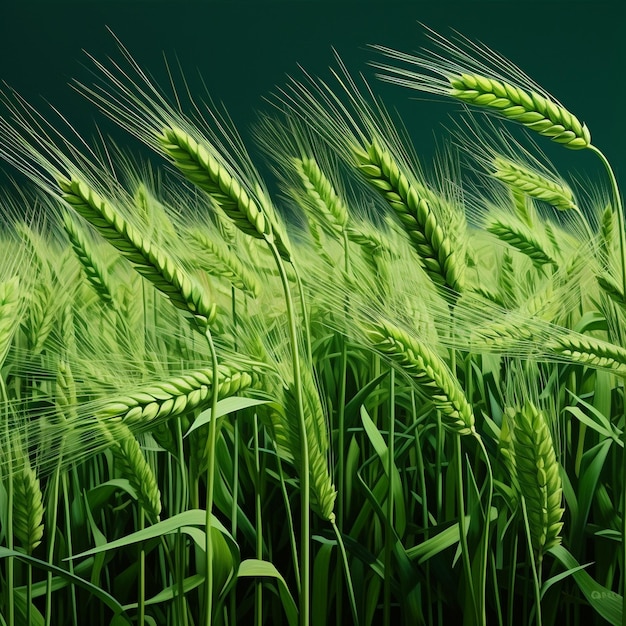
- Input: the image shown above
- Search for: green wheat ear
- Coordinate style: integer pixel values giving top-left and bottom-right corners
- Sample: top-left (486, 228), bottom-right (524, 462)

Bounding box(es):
top-left (0, 276), bottom-right (21, 367)
top-left (362, 316), bottom-right (475, 436)
top-left (58, 175), bottom-right (216, 327)
top-left (449, 74), bottom-right (591, 149)
top-left (508, 402), bottom-right (564, 561)
top-left (157, 126), bottom-right (292, 261)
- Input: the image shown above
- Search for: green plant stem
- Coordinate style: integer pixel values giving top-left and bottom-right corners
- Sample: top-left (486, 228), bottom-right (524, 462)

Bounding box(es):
top-left (273, 441), bottom-right (301, 595)
top-left (138, 507), bottom-right (146, 626)
top-left (26, 561), bottom-right (33, 626)
top-left (62, 471), bottom-right (79, 626)
top-left (230, 285), bottom-right (240, 626)
top-left (254, 413), bottom-right (263, 626)
top-left (175, 417), bottom-right (189, 626)
top-left (475, 434), bottom-right (493, 626)
top-left (2, 376), bottom-right (14, 626)
top-left (230, 413), bottom-right (240, 626)
top-left (336, 228), bottom-right (350, 626)
top-left (521, 496), bottom-right (542, 626)
top-left (202, 326), bottom-right (221, 626)
top-left (383, 367), bottom-right (395, 626)
top-left (45, 460), bottom-right (62, 626)
top-left (455, 435), bottom-right (478, 623)
top-left (294, 268), bottom-right (313, 364)
top-left (335, 340), bottom-right (348, 626)
top-left (331, 520), bottom-right (359, 626)
top-left (269, 241), bottom-right (310, 626)
top-left (589, 145), bottom-right (626, 626)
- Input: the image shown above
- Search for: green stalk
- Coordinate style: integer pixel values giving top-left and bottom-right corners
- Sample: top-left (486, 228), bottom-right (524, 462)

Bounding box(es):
top-left (268, 242), bottom-right (310, 626)
top-left (521, 497), bottom-right (542, 626)
top-left (455, 435), bottom-right (478, 623)
top-left (254, 413), bottom-right (263, 626)
top-left (273, 441), bottom-right (301, 594)
top-left (62, 471), bottom-right (78, 626)
top-left (1, 377), bottom-right (14, 626)
top-left (26, 561), bottom-right (33, 626)
top-left (589, 145), bottom-right (626, 626)
top-left (335, 341), bottom-right (348, 626)
top-left (229, 415), bottom-right (240, 626)
top-left (45, 461), bottom-right (62, 626)
top-left (295, 270), bottom-right (313, 364)
top-left (383, 367), bottom-right (395, 626)
top-left (230, 285), bottom-right (240, 626)
top-left (175, 417), bottom-right (189, 626)
top-left (331, 520), bottom-right (359, 626)
top-left (336, 228), bottom-right (351, 626)
top-left (203, 327), bottom-right (221, 626)
top-left (138, 507), bottom-right (146, 626)
top-left (475, 435), bottom-right (494, 626)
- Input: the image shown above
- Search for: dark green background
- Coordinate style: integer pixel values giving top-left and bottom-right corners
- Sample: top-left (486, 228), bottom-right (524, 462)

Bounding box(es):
top-left (1, 1), bottom-right (624, 191)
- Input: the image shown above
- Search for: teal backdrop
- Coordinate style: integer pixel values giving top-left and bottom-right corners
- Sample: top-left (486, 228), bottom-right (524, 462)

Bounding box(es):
top-left (0, 1), bottom-right (624, 194)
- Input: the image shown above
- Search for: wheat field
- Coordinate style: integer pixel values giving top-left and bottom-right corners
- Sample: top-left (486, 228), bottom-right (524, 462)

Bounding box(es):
top-left (0, 27), bottom-right (623, 626)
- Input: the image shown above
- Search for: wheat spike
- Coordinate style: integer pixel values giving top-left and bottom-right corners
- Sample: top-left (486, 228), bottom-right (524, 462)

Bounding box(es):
top-left (508, 402), bottom-right (564, 561)
top-left (492, 156), bottom-right (577, 212)
top-left (12, 446), bottom-right (45, 554)
top-left (449, 75), bottom-right (590, 149)
top-left (487, 217), bottom-right (557, 268)
top-left (270, 364), bottom-right (336, 521)
top-left (362, 317), bottom-right (475, 435)
top-left (0, 276), bottom-right (20, 367)
top-left (97, 366), bottom-right (253, 426)
top-left (58, 176), bottom-right (216, 327)
top-left (188, 228), bottom-right (261, 298)
top-left (546, 333), bottom-right (626, 375)
top-left (63, 211), bottom-right (117, 307)
top-left (106, 423), bottom-right (162, 521)
top-left (353, 139), bottom-right (464, 294)
top-left (293, 156), bottom-right (349, 235)
top-left (158, 126), bottom-right (292, 261)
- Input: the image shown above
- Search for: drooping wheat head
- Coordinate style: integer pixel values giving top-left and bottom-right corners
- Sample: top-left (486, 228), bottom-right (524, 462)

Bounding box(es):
top-left (373, 29), bottom-right (591, 149)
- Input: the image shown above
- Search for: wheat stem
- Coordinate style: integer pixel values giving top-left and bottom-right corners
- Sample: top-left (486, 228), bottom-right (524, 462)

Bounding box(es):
top-left (202, 328), bottom-right (221, 626)
top-left (269, 240), bottom-right (310, 626)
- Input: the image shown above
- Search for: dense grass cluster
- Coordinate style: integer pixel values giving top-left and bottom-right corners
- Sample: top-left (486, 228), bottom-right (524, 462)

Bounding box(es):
top-left (0, 30), bottom-right (624, 626)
